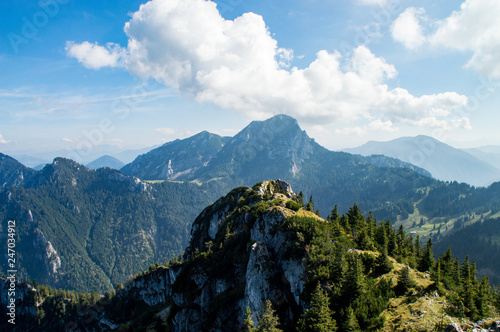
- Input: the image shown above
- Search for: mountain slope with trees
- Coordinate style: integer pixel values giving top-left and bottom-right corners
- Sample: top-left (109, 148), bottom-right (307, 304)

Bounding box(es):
top-left (3, 180), bottom-right (498, 331)
top-left (0, 158), bottom-right (221, 292)
top-left (3, 115), bottom-right (500, 293)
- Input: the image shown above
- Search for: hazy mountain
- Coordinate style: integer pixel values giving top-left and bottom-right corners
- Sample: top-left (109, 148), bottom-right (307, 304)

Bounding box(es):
top-left (10, 144), bottom-right (158, 168)
top-left (86, 155), bottom-right (125, 170)
top-left (463, 147), bottom-right (500, 172)
top-left (344, 135), bottom-right (500, 187)
top-left (9, 154), bottom-right (49, 168)
top-left (121, 131), bottom-right (229, 180)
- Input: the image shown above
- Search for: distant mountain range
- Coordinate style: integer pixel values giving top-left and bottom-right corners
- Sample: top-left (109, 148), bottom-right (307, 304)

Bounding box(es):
top-left (464, 146), bottom-right (500, 171)
top-left (344, 135), bottom-right (500, 187)
top-left (86, 155), bottom-right (125, 170)
top-left (2, 115), bottom-right (500, 292)
top-left (9, 144), bottom-right (158, 168)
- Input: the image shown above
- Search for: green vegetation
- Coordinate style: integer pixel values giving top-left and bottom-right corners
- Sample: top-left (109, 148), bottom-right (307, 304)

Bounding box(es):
top-left (2, 180), bottom-right (499, 331)
top-left (0, 160), bottom-right (221, 292)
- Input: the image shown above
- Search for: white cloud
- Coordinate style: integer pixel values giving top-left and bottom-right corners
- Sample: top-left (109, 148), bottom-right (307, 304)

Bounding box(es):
top-left (451, 117), bottom-right (472, 130)
top-left (430, 0), bottom-right (500, 78)
top-left (67, 0), bottom-right (468, 128)
top-left (391, 7), bottom-right (426, 50)
top-left (66, 41), bottom-right (125, 69)
top-left (393, 0), bottom-right (500, 78)
top-left (369, 119), bottom-right (397, 132)
top-left (156, 127), bottom-right (176, 135)
top-left (0, 134), bottom-right (11, 144)
top-left (61, 137), bottom-right (74, 143)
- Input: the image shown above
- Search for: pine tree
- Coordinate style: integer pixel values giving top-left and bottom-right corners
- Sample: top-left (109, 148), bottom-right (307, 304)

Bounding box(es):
top-left (375, 246), bottom-right (393, 275)
top-left (327, 204), bottom-right (339, 222)
top-left (344, 255), bottom-right (365, 302)
top-left (397, 266), bottom-right (415, 294)
top-left (298, 282), bottom-right (337, 332)
top-left (331, 244), bottom-right (347, 283)
top-left (243, 306), bottom-right (256, 332)
top-left (418, 239), bottom-right (434, 272)
top-left (343, 306), bottom-right (361, 332)
top-left (256, 300), bottom-right (281, 332)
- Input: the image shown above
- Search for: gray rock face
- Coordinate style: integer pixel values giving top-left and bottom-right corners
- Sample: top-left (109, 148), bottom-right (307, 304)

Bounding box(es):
top-left (444, 323), bottom-right (464, 332)
top-left (35, 229), bottom-right (62, 277)
top-left (104, 180), bottom-right (306, 330)
top-left (1, 180), bottom-right (310, 331)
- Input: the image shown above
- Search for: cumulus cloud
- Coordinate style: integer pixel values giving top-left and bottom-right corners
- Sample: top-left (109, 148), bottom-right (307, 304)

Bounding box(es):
top-left (393, 0), bottom-right (500, 78)
top-left (369, 119), bottom-right (397, 132)
top-left (0, 134), bottom-right (11, 144)
top-left (66, 0), bottom-right (468, 128)
top-left (391, 7), bottom-right (426, 50)
top-left (66, 41), bottom-right (125, 69)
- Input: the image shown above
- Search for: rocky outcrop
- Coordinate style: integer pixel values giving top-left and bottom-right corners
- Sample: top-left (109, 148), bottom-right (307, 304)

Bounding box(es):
top-left (444, 323), bottom-right (464, 332)
top-left (443, 321), bottom-right (500, 332)
top-left (94, 180), bottom-right (307, 331)
top-left (34, 229), bottom-right (62, 277)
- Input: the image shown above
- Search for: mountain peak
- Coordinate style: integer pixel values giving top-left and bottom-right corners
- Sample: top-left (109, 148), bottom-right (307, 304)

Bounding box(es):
top-left (246, 114), bottom-right (300, 134)
top-left (121, 131), bottom-right (227, 180)
top-left (0, 153), bottom-right (36, 188)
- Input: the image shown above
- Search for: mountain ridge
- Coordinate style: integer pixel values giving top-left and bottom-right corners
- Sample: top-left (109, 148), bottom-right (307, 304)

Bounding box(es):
top-left (344, 135), bottom-right (500, 187)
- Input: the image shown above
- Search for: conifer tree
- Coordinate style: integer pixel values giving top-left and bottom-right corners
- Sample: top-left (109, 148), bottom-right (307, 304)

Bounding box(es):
top-left (327, 204), bottom-right (339, 222)
top-left (256, 300), bottom-right (281, 332)
top-left (343, 306), bottom-right (361, 332)
top-left (418, 239), bottom-right (434, 272)
top-left (375, 245), bottom-right (393, 275)
top-left (298, 282), bottom-right (337, 332)
top-left (397, 266), bottom-right (415, 294)
top-left (243, 307), bottom-right (256, 332)
top-left (331, 244), bottom-right (347, 283)
top-left (344, 255), bottom-right (365, 302)
top-left (297, 191), bottom-right (304, 206)
top-left (306, 196), bottom-right (314, 212)
top-left (347, 203), bottom-right (364, 237)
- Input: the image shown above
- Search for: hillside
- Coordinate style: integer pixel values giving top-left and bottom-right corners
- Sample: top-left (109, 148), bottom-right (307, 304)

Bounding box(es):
top-left (0, 153), bottom-right (36, 188)
top-left (464, 147), bottom-right (500, 172)
top-left (0, 158), bottom-right (221, 292)
top-left (344, 135), bottom-right (500, 187)
top-left (2, 180), bottom-right (499, 331)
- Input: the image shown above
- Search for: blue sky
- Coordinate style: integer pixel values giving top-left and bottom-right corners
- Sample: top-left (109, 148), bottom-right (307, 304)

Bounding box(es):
top-left (1, 0), bottom-right (500, 162)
